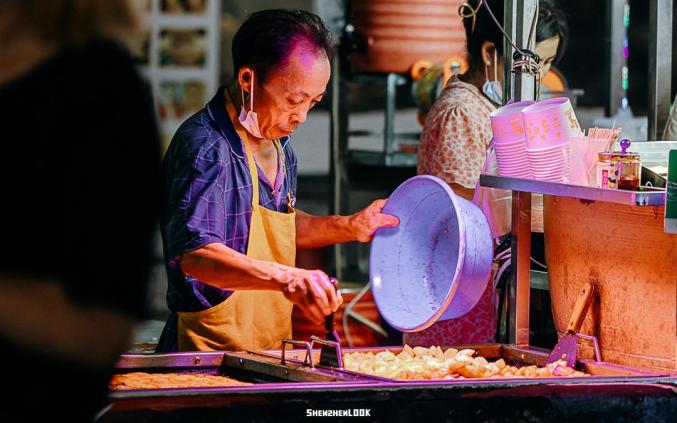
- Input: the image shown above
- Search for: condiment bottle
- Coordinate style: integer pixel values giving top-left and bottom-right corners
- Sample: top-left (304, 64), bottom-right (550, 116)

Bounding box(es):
top-left (597, 139), bottom-right (641, 190)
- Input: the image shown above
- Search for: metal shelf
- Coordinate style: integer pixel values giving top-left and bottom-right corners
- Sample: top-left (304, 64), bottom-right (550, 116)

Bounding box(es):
top-left (342, 72), bottom-right (420, 168)
top-left (480, 175), bottom-right (666, 206)
top-left (348, 129), bottom-right (420, 140)
top-left (348, 150), bottom-right (418, 167)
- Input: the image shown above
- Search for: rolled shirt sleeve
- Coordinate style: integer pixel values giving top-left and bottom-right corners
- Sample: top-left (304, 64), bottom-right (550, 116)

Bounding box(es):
top-left (163, 130), bottom-right (229, 262)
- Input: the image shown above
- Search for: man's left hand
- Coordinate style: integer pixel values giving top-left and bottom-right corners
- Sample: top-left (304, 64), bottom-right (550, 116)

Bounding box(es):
top-left (349, 199), bottom-right (399, 243)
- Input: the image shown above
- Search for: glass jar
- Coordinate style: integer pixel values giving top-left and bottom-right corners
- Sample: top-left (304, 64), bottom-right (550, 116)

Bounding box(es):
top-left (596, 139), bottom-right (641, 190)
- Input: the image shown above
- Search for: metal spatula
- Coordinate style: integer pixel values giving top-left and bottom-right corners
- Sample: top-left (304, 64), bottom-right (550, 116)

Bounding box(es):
top-left (546, 282), bottom-right (595, 367)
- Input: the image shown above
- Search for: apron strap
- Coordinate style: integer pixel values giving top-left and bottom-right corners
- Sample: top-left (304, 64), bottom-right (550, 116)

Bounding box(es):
top-left (225, 89), bottom-right (292, 209)
top-left (272, 139), bottom-right (293, 209)
top-left (241, 131), bottom-right (261, 207)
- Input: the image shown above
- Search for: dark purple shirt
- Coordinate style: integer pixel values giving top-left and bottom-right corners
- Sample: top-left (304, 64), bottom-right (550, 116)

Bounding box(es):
top-left (161, 87), bottom-right (298, 313)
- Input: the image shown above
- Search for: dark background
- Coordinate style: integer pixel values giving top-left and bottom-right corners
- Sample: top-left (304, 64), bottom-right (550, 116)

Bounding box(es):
top-left (219, 0), bottom-right (677, 116)
top-left (557, 0), bottom-right (677, 116)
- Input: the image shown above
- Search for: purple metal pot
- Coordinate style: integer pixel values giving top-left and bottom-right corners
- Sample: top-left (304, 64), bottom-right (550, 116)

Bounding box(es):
top-left (370, 175), bottom-right (493, 332)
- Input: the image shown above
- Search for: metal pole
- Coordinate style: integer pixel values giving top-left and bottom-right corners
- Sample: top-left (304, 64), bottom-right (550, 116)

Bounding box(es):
top-left (502, 0), bottom-right (536, 345)
top-left (330, 50), bottom-right (345, 280)
top-left (606, 0), bottom-right (625, 117)
top-left (504, 0), bottom-right (538, 103)
top-left (648, 0), bottom-right (673, 140)
top-left (503, 0), bottom-right (515, 104)
top-left (509, 191), bottom-right (532, 346)
top-left (384, 73), bottom-right (397, 155)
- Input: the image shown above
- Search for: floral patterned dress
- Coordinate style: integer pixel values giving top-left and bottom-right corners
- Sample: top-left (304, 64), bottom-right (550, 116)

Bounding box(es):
top-left (411, 77), bottom-right (498, 346)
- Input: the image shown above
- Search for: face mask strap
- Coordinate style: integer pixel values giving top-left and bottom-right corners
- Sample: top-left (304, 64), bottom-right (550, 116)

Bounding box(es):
top-left (249, 72), bottom-right (255, 112)
top-left (493, 48), bottom-right (498, 82)
top-left (240, 79), bottom-right (246, 111)
top-left (240, 70), bottom-right (255, 113)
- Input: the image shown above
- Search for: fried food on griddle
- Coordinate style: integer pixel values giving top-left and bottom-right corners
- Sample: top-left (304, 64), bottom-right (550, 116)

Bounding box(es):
top-left (109, 372), bottom-right (252, 390)
top-left (343, 345), bottom-right (588, 380)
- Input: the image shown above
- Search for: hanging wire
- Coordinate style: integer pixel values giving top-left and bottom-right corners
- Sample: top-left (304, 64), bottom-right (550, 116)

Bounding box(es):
top-left (480, 0), bottom-right (542, 99)
top-left (342, 283), bottom-right (388, 347)
top-left (480, 0), bottom-right (536, 57)
top-left (458, 1), bottom-right (484, 34)
top-left (530, 256), bottom-right (547, 270)
top-left (526, 0), bottom-right (539, 51)
top-left (459, 0), bottom-right (538, 59)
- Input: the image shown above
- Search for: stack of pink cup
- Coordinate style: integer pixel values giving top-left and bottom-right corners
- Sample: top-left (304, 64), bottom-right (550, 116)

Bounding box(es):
top-left (526, 143), bottom-right (571, 182)
top-left (520, 97), bottom-right (581, 183)
top-left (489, 101), bottom-right (534, 178)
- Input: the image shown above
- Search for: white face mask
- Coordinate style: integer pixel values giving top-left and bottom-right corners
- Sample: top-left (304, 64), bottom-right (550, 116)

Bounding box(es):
top-left (482, 49), bottom-right (503, 105)
top-left (239, 71), bottom-right (264, 139)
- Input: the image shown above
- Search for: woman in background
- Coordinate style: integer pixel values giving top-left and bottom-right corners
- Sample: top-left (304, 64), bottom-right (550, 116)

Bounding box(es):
top-left (0, 1), bottom-right (160, 421)
top-left (413, 0), bottom-right (568, 346)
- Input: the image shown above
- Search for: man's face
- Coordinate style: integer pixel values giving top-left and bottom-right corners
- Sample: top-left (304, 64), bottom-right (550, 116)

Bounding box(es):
top-left (241, 41), bottom-right (330, 140)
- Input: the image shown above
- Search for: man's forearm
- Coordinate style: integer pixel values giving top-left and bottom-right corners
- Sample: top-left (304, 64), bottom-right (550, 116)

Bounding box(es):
top-left (181, 242), bottom-right (289, 291)
top-left (182, 243), bottom-right (341, 323)
top-left (295, 210), bottom-right (355, 249)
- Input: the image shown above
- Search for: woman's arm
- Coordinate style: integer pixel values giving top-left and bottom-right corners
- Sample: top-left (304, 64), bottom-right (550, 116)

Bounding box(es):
top-left (449, 183), bottom-right (475, 201)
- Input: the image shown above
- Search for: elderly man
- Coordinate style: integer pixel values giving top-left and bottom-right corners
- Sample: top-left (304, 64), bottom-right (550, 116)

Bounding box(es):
top-left (157, 9), bottom-right (398, 352)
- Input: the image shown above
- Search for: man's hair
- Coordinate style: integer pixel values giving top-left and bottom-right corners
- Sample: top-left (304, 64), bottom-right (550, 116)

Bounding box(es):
top-left (461, 0), bottom-right (568, 73)
top-left (232, 9), bottom-right (335, 82)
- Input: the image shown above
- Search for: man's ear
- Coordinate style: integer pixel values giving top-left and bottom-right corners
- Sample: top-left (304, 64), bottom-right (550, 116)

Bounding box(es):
top-left (238, 67), bottom-right (253, 94)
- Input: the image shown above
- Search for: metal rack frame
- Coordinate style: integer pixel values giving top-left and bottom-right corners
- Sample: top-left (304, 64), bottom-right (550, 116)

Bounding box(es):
top-left (330, 0), bottom-right (673, 281)
top-left (480, 175), bottom-right (666, 345)
top-left (330, 63), bottom-right (420, 279)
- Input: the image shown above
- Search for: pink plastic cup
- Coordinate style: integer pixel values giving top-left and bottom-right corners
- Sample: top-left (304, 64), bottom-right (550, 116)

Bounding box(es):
top-left (494, 137), bottom-right (530, 177)
top-left (490, 101), bottom-right (535, 145)
top-left (521, 97), bottom-right (582, 150)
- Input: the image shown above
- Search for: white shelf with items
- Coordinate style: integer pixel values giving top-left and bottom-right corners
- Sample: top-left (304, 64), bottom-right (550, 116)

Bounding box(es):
top-left (135, 0), bottom-right (221, 150)
top-left (154, 15), bottom-right (213, 28)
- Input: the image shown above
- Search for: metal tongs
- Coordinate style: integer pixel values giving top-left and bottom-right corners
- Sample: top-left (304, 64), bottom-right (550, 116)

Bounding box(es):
top-left (280, 277), bottom-right (344, 369)
top-left (317, 277), bottom-right (342, 368)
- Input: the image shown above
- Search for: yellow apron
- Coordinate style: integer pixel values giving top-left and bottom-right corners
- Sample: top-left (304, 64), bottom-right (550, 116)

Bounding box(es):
top-left (177, 95), bottom-right (296, 352)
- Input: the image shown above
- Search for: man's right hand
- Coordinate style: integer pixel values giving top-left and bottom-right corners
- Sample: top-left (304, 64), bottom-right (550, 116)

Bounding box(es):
top-left (181, 243), bottom-right (343, 324)
top-left (278, 268), bottom-right (343, 325)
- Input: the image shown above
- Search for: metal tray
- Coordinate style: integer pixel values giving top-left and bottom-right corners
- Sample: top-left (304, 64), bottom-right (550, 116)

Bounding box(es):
top-left (106, 343), bottom-right (675, 422)
top-left (113, 343), bottom-right (666, 390)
